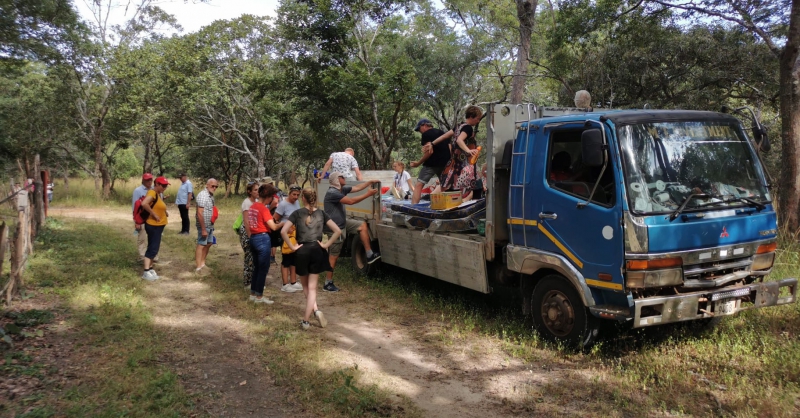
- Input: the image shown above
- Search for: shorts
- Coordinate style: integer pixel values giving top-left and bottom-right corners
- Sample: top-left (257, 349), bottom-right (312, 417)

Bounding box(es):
top-left (294, 242), bottom-right (332, 276)
top-left (281, 252), bottom-right (296, 267)
top-left (197, 225), bottom-right (215, 245)
top-left (417, 165), bottom-right (445, 184)
top-left (327, 219), bottom-right (362, 257)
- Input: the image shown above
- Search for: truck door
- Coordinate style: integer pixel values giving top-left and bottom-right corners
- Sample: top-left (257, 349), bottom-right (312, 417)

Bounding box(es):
top-left (534, 123), bottom-right (624, 291)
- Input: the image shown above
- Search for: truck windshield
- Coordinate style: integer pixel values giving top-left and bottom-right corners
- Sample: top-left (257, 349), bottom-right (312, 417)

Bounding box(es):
top-left (618, 121), bottom-right (770, 215)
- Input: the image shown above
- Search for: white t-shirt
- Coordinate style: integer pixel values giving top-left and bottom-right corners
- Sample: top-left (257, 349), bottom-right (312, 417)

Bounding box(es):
top-left (330, 152), bottom-right (359, 179)
top-left (394, 171), bottom-right (411, 194)
top-left (241, 198), bottom-right (254, 213)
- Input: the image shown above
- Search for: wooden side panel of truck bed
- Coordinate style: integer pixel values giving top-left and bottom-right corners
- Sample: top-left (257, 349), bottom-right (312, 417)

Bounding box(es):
top-left (376, 223), bottom-right (490, 293)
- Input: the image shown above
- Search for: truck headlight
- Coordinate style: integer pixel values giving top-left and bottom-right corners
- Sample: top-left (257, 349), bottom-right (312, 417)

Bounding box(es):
top-left (751, 242), bottom-right (777, 271)
top-left (626, 268), bottom-right (683, 289)
top-left (626, 257), bottom-right (683, 289)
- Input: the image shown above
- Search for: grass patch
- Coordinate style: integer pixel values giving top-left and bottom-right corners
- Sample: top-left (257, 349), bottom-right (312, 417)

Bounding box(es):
top-left (5, 217), bottom-right (195, 417)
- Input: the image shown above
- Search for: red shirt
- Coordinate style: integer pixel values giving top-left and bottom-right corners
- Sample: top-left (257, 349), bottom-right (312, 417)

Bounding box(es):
top-left (247, 202), bottom-right (273, 234)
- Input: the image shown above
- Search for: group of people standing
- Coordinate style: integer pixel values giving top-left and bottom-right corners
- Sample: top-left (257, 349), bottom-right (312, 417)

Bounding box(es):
top-left (129, 105), bottom-right (484, 330)
top-left (132, 173), bottom-right (218, 281)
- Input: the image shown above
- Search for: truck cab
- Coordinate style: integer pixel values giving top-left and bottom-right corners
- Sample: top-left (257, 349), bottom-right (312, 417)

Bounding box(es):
top-left (497, 105), bottom-right (795, 344)
top-left (325, 104), bottom-right (797, 346)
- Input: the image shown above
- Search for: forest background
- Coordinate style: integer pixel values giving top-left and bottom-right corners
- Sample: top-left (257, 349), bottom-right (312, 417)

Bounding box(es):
top-left (1, 0), bottom-right (796, 228)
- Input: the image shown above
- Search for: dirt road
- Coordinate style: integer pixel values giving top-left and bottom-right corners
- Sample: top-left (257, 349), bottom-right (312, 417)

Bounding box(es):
top-left (48, 206), bottom-right (571, 417)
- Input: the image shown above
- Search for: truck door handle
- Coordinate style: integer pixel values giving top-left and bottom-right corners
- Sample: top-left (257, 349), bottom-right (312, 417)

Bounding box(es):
top-left (539, 212), bottom-right (557, 220)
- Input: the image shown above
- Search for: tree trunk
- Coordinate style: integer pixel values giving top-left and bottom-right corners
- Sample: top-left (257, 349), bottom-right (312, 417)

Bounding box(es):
top-left (511, 0), bottom-right (538, 104)
top-left (93, 136), bottom-right (103, 193)
top-left (154, 128), bottom-right (164, 175)
top-left (235, 170), bottom-right (242, 195)
top-left (255, 125), bottom-right (266, 179)
top-left (143, 133), bottom-right (152, 174)
top-left (100, 160), bottom-right (112, 199)
top-left (778, 1), bottom-right (800, 233)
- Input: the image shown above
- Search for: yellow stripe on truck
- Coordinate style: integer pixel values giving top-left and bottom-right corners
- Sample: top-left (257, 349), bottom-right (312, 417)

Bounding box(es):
top-left (585, 279), bottom-right (623, 291)
top-left (537, 223), bottom-right (584, 269)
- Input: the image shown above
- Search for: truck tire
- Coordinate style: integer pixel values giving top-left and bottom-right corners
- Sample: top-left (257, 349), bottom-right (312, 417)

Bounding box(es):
top-left (531, 276), bottom-right (599, 347)
top-left (351, 236), bottom-right (379, 276)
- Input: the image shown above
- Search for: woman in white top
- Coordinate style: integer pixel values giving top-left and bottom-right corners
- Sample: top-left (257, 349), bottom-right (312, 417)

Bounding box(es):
top-left (239, 181), bottom-right (259, 288)
top-left (392, 161), bottom-right (413, 200)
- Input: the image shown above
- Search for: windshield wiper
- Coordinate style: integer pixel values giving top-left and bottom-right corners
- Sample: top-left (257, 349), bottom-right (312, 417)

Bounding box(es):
top-left (669, 193), bottom-right (709, 222)
top-left (726, 196), bottom-right (766, 211)
top-left (697, 196), bottom-right (766, 211)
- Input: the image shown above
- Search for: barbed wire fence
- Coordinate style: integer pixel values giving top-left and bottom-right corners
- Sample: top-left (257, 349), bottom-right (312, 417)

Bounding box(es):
top-left (1, 154), bottom-right (48, 306)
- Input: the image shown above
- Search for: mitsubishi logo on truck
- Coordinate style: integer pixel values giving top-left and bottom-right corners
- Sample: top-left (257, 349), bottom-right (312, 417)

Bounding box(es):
top-left (720, 226), bottom-right (730, 238)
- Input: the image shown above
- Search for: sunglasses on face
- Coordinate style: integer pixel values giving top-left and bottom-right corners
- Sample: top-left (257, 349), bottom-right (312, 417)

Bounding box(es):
top-left (210, 185), bottom-right (218, 189)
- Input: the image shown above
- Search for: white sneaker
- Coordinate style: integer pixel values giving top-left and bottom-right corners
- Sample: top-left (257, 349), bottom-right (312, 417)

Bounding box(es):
top-left (301, 320), bottom-right (310, 330)
top-left (249, 294), bottom-right (257, 301)
top-left (253, 296), bottom-right (274, 304)
top-left (141, 270), bottom-right (159, 281)
top-left (281, 283), bottom-right (301, 293)
top-left (290, 282), bottom-right (304, 291)
top-left (314, 310), bottom-right (327, 328)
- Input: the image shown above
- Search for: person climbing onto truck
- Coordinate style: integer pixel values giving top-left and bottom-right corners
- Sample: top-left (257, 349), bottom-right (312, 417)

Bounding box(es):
top-left (323, 172), bottom-right (380, 292)
top-left (426, 105), bottom-right (482, 195)
top-left (410, 119), bottom-right (450, 204)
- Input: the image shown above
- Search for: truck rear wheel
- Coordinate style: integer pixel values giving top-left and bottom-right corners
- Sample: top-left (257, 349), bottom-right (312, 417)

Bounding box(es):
top-left (531, 276), bottom-right (599, 347)
top-left (351, 236), bottom-right (379, 276)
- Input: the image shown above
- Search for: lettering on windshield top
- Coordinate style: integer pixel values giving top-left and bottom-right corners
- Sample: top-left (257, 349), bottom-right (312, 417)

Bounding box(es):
top-left (646, 124), bottom-right (735, 139)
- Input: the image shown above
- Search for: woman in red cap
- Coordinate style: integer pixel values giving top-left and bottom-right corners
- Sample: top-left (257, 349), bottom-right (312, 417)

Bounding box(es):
top-left (140, 176), bottom-right (170, 280)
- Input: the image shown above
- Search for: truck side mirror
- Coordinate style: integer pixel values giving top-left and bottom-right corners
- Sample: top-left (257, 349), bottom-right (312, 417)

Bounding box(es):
top-left (581, 129), bottom-right (604, 167)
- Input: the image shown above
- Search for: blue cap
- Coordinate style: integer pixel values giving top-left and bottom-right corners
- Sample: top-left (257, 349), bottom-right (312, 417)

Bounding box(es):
top-left (414, 119), bottom-right (432, 132)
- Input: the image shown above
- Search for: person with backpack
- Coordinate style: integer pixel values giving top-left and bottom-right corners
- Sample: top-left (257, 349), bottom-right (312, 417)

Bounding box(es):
top-left (132, 173), bottom-right (154, 261)
top-left (140, 176), bottom-right (170, 281)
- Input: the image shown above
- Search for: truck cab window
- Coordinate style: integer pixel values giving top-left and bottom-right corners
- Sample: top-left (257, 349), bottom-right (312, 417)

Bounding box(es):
top-left (546, 129), bottom-right (615, 206)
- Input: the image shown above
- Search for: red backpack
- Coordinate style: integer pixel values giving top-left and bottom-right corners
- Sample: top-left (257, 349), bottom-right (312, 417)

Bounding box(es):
top-left (133, 193), bottom-right (158, 224)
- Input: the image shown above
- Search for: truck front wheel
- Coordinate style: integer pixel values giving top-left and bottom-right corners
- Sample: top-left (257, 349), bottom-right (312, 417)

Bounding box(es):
top-left (351, 236), bottom-right (379, 276)
top-left (531, 276), bottom-right (598, 347)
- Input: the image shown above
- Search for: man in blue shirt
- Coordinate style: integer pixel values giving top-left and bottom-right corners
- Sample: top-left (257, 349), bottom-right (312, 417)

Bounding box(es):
top-left (175, 173), bottom-right (194, 235)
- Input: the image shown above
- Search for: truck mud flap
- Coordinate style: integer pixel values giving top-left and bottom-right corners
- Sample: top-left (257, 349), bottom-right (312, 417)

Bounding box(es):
top-left (633, 278), bottom-right (797, 328)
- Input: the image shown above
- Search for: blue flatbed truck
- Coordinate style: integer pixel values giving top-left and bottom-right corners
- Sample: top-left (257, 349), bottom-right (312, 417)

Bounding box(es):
top-left (331, 104), bottom-right (798, 346)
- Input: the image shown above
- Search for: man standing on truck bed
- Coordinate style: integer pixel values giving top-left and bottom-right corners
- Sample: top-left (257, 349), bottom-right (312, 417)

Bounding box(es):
top-left (323, 172), bottom-right (380, 292)
top-left (410, 119), bottom-right (450, 204)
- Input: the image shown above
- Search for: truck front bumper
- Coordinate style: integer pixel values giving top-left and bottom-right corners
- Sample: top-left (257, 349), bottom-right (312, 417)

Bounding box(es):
top-left (631, 278), bottom-right (797, 328)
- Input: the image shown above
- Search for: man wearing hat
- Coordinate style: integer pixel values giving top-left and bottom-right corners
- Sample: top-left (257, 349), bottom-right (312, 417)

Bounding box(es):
top-left (409, 119), bottom-right (450, 204)
top-left (132, 173), bottom-right (155, 260)
top-left (175, 173), bottom-right (194, 235)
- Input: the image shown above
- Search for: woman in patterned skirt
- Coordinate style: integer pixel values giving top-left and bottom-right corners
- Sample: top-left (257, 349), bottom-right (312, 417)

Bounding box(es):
top-left (239, 181), bottom-right (259, 288)
top-left (427, 105), bottom-right (483, 194)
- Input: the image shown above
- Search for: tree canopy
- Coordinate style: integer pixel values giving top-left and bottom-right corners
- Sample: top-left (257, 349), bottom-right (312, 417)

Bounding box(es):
top-left (1, 0), bottom-right (796, 226)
